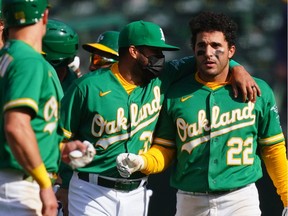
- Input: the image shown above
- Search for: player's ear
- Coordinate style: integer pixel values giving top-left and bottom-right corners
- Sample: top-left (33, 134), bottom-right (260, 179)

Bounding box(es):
top-left (228, 45), bottom-right (236, 59)
top-left (42, 9), bottom-right (49, 25)
top-left (128, 45), bottom-right (138, 59)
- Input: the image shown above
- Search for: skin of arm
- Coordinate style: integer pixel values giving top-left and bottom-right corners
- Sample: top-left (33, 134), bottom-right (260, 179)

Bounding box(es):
top-left (4, 108), bottom-right (58, 216)
top-left (261, 142), bottom-right (288, 207)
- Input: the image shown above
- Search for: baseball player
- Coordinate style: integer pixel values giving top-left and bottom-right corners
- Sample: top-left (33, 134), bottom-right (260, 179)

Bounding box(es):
top-left (116, 12), bottom-right (288, 216)
top-left (0, 1), bottom-right (92, 215)
top-left (42, 19), bottom-right (80, 92)
top-left (59, 20), bottom-right (260, 216)
top-left (82, 30), bottom-right (119, 71)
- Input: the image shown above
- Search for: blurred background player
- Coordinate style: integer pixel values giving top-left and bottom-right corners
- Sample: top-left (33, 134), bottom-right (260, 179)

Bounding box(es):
top-left (42, 19), bottom-right (80, 92)
top-left (42, 19), bottom-right (82, 216)
top-left (54, 30), bottom-right (120, 216)
top-left (82, 30), bottom-right (119, 71)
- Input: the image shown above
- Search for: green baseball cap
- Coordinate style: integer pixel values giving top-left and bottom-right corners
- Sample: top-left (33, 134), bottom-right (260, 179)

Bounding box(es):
top-left (82, 31), bottom-right (119, 57)
top-left (2, 0), bottom-right (49, 27)
top-left (118, 20), bottom-right (179, 51)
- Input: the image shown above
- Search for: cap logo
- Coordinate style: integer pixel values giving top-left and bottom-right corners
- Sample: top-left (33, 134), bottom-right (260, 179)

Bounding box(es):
top-left (159, 28), bottom-right (165, 41)
top-left (15, 11), bottom-right (25, 21)
top-left (97, 34), bottom-right (104, 43)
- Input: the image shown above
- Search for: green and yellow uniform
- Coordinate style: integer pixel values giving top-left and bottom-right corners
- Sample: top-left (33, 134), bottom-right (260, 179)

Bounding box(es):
top-left (60, 57), bottom-right (241, 181)
top-left (141, 59), bottom-right (287, 206)
top-left (0, 40), bottom-right (64, 173)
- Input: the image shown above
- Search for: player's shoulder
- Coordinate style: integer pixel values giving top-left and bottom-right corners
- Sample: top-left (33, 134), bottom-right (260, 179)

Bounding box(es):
top-left (253, 77), bottom-right (272, 91)
top-left (166, 56), bottom-right (195, 70)
top-left (253, 77), bottom-right (276, 102)
top-left (73, 67), bottom-right (113, 86)
top-left (1, 40), bottom-right (50, 76)
top-left (5, 40), bottom-right (43, 60)
top-left (2, 40), bottom-right (47, 71)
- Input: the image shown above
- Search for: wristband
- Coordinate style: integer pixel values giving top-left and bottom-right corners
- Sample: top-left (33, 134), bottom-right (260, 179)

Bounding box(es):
top-left (30, 163), bottom-right (52, 189)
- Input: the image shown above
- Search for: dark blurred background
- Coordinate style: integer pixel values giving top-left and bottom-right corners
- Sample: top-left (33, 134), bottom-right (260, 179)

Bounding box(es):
top-left (49, 0), bottom-right (287, 215)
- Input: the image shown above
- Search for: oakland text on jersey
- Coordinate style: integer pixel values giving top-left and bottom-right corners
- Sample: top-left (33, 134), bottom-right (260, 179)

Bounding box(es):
top-left (179, 101), bottom-right (256, 153)
top-left (92, 86), bottom-right (162, 149)
top-left (43, 96), bottom-right (59, 134)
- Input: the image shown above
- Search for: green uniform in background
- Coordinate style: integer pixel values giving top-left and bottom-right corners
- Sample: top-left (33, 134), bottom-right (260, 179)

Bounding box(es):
top-left (61, 68), bottom-right (78, 93)
top-left (0, 40), bottom-right (64, 173)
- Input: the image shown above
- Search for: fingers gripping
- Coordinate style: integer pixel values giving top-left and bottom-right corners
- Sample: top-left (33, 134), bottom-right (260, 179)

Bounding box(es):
top-left (116, 153), bottom-right (144, 178)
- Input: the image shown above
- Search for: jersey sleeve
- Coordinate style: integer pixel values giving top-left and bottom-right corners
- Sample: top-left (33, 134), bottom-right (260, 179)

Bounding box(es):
top-left (139, 97), bottom-right (177, 174)
top-left (153, 97), bottom-right (177, 146)
top-left (256, 79), bottom-right (287, 206)
top-left (61, 81), bottom-right (85, 139)
top-left (3, 58), bottom-right (45, 114)
top-left (256, 79), bottom-right (285, 145)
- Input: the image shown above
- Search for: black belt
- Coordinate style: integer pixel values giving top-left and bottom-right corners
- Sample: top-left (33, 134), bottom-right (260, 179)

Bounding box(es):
top-left (182, 186), bottom-right (245, 196)
top-left (78, 172), bottom-right (147, 192)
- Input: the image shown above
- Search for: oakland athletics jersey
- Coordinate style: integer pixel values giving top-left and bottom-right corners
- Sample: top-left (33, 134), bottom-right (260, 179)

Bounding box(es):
top-left (153, 72), bottom-right (285, 192)
top-left (0, 40), bottom-right (64, 173)
top-left (60, 57), bottom-right (196, 179)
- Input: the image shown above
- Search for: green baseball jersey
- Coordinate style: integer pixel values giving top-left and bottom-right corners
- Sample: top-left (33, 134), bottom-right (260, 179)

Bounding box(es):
top-left (153, 71), bottom-right (285, 192)
top-left (60, 57), bottom-right (197, 179)
top-left (0, 40), bottom-right (64, 173)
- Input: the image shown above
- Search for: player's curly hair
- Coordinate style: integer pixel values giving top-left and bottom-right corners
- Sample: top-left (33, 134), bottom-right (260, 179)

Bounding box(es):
top-left (189, 11), bottom-right (238, 49)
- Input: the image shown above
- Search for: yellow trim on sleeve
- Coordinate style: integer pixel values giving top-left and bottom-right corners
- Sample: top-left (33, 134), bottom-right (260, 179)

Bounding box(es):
top-left (140, 145), bottom-right (176, 175)
top-left (30, 163), bottom-right (52, 189)
top-left (259, 133), bottom-right (285, 145)
top-left (153, 137), bottom-right (175, 147)
top-left (62, 128), bottom-right (72, 139)
top-left (4, 98), bottom-right (38, 113)
top-left (261, 142), bottom-right (288, 206)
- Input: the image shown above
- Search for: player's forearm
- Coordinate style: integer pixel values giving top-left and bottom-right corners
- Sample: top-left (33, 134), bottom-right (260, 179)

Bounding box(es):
top-left (140, 145), bottom-right (176, 175)
top-left (4, 110), bottom-right (51, 188)
top-left (261, 141), bottom-right (288, 207)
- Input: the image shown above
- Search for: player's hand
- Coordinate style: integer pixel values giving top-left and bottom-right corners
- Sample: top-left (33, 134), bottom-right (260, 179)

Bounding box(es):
top-left (116, 153), bottom-right (144, 178)
top-left (230, 65), bottom-right (261, 102)
top-left (40, 186), bottom-right (58, 216)
top-left (68, 140), bottom-right (96, 169)
top-left (282, 207), bottom-right (288, 216)
top-left (56, 187), bottom-right (69, 216)
top-left (61, 140), bottom-right (95, 169)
